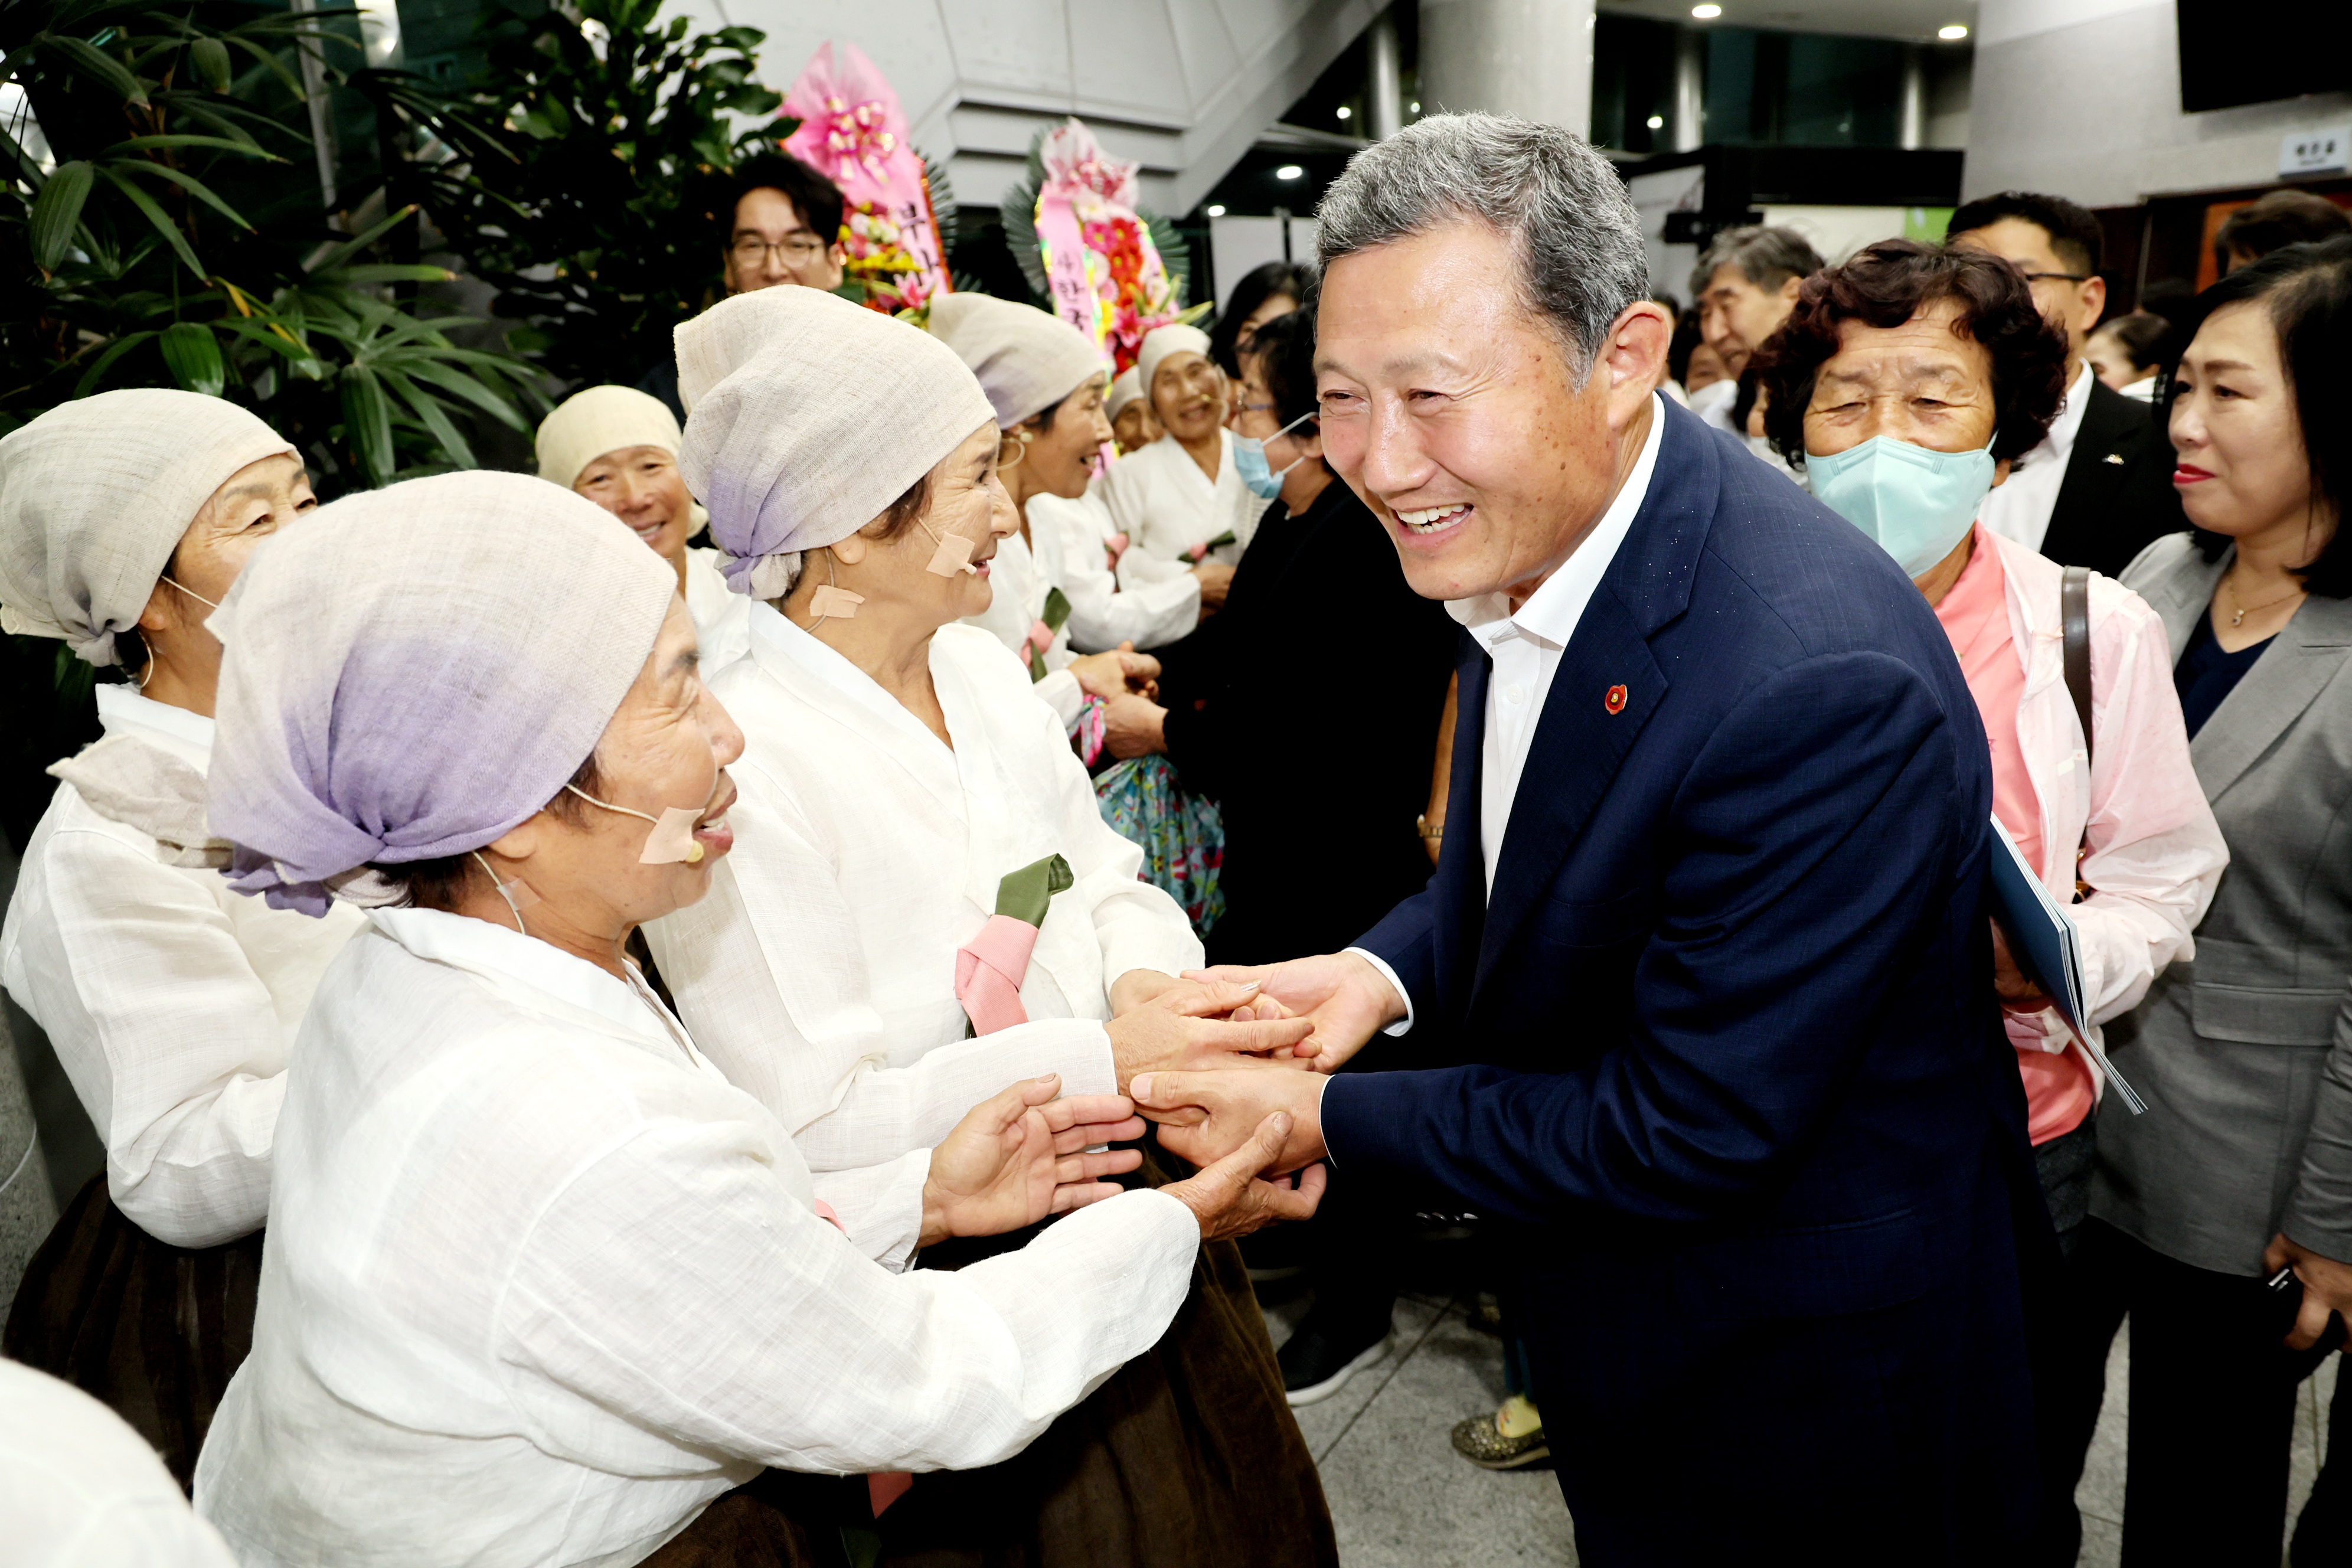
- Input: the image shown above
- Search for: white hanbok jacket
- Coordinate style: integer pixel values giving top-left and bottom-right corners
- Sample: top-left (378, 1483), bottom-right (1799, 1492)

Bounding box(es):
top-left (1, 685), bottom-right (364, 1246)
top-left (1098, 430), bottom-right (1268, 573)
top-left (960, 527), bottom-right (1084, 726)
top-left (681, 544), bottom-right (753, 676)
top-left (1030, 489), bottom-right (1201, 653)
top-left (193, 907), bottom-right (1197, 1568)
top-left (646, 609), bottom-right (1201, 1171)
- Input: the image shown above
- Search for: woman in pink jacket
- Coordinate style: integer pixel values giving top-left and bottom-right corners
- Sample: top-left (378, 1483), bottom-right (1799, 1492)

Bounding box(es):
top-left (1753, 239), bottom-right (2229, 1562)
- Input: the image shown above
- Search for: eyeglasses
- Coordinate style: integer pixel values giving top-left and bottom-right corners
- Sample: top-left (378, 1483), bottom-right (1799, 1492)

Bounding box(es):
top-left (731, 234), bottom-right (828, 269)
top-left (2019, 270), bottom-right (2093, 285)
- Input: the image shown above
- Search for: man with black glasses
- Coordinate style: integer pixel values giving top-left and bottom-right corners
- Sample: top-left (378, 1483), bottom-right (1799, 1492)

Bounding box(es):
top-left (1951, 190), bottom-right (2186, 576)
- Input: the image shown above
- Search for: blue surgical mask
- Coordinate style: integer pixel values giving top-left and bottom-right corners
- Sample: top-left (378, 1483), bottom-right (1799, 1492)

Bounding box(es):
top-left (1807, 435), bottom-right (1997, 578)
top-left (1232, 410), bottom-right (1317, 499)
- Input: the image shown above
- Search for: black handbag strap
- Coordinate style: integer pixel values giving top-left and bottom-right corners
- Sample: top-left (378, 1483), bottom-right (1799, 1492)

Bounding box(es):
top-left (2061, 566), bottom-right (2093, 773)
top-left (2061, 565), bottom-right (2095, 901)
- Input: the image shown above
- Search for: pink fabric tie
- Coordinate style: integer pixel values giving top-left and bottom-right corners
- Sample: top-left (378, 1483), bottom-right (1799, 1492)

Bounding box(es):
top-left (1105, 531), bottom-right (1129, 570)
top-left (1182, 541), bottom-right (1208, 563)
top-left (1017, 618), bottom-right (1056, 669)
top-left (810, 1198), bottom-right (915, 1517)
top-left (955, 914), bottom-right (1041, 1034)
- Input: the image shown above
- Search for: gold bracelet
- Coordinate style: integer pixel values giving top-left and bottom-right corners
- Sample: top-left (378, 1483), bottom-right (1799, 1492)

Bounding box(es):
top-left (1416, 814), bottom-right (1443, 840)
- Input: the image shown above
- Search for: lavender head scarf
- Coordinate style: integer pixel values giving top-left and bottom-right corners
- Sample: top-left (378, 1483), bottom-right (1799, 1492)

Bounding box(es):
top-left (206, 471), bottom-right (677, 914)
top-left (677, 286), bottom-right (994, 599)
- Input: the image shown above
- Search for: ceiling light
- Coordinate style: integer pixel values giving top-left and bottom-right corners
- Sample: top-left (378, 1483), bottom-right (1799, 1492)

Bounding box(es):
top-left (1206, 204), bottom-right (1226, 217)
top-left (1276, 164), bottom-right (1304, 181)
top-left (1409, 101), bottom-right (1420, 113)
top-left (1938, 23), bottom-right (1968, 39)
top-left (1647, 115), bottom-right (1664, 129)
top-left (1691, 4), bottom-right (1721, 17)
top-left (1336, 106), bottom-right (1351, 120)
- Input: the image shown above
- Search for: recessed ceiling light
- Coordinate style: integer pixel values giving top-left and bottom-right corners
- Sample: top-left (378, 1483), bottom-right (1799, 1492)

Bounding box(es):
top-left (1276, 164), bottom-right (1304, 180)
top-left (1938, 23), bottom-right (1968, 39)
top-left (1647, 115), bottom-right (1664, 129)
top-left (1206, 204), bottom-right (1226, 217)
top-left (1336, 106), bottom-right (1351, 120)
top-left (1691, 4), bottom-right (1721, 17)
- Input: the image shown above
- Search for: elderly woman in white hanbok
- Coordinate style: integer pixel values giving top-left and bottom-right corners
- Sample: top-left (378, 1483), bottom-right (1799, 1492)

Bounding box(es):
top-left (0, 390), bottom-right (362, 1486)
top-left (1096, 323), bottom-right (1271, 574)
top-left (923, 292), bottom-right (1159, 731)
top-left (189, 472), bottom-right (1316, 1567)
top-left (537, 384), bottom-right (752, 674)
top-left (644, 286), bottom-right (1338, 1566)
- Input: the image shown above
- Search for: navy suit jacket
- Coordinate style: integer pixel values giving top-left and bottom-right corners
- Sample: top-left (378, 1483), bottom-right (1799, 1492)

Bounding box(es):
top-left (1322, 400), bottom-right (2036, 1549)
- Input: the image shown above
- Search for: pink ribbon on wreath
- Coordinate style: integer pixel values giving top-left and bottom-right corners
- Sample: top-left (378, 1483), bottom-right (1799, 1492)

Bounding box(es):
top-left (818, 94), bottom-right (897, 188)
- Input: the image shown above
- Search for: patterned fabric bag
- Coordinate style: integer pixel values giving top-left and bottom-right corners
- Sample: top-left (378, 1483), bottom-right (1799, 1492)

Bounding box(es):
top-left (1091, 753), bottom-right (1223, 936)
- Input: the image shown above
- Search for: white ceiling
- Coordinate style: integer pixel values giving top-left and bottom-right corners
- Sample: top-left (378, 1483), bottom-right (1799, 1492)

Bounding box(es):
top-left (1596, 0), bottom-right (1980, 44)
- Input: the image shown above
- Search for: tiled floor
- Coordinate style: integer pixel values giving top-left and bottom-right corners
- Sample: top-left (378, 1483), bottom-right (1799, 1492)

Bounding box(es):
top-left (1263, 1291), bottom-right (2339, 1568)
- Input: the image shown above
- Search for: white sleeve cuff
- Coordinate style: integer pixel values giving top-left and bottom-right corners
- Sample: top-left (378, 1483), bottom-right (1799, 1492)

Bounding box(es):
top-left (1342, 946), bottom-right (1415, 1036)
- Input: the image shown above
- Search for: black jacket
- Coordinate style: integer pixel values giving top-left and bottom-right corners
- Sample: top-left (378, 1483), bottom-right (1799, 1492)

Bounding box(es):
top-left (2037, 377), bottom-right (2186, 578)
top-left (1154, 477), bottom-right (1456, 966)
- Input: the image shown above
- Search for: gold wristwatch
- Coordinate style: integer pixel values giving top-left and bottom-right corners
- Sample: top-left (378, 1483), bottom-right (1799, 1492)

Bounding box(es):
top-left (1416, 814), bottom-right (1443, 840)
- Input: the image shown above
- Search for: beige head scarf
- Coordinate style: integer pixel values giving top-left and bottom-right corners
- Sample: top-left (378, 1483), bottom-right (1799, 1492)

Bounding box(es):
top-left (1137, 324), bottom-right (1213, 406)
top-left (677, 287), bottom-right (995, 599)
top-left (1106, 367), bottom-right (1146, 422)
top-left (535, 384), bottom-right (708, 538)
top-left (0, 390), bottom-right (295, 667)
top-left (535, 386), bottom-right (684, 489)
top-left (926, 292), bottom-right (1107, 429)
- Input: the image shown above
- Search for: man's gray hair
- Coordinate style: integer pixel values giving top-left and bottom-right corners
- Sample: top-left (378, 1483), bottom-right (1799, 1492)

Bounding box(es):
top-left (1315, 113), bottom-right (1649, 382)
top-left (1688, 225), bottom-right (1825, 302)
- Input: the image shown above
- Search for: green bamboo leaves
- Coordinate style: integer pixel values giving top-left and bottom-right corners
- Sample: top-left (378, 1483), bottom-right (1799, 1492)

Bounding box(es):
top-left (28, 161), bottom-right (93, 270)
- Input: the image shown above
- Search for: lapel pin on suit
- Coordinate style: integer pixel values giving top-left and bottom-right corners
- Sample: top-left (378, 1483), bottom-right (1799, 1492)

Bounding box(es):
top-left (2104, 452), bottom-right (2126, 465)
top-left (1605, 684), bottom-right (1628, 714)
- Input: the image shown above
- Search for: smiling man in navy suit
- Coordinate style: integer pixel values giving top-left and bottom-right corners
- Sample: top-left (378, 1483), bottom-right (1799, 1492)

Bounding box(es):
top-left (1129, 115), bottom-right (2040, 1562)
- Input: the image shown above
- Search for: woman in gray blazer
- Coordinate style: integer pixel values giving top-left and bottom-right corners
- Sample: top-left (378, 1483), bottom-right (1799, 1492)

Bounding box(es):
top-left (2091, 237), bottom-right (2352, 1564)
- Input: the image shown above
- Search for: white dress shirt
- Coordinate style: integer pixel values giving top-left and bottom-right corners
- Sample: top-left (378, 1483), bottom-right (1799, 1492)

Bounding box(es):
top-left (1030, 488), bottom-right (1202, 653)
top-left (645, 609), bottom-right (1201, 1174)
top-left (1979, 361), bottom-right (2095, 554)
top-left (959, 525), bottom-right (1085, 726)
top-left (680, 545), bottom-right (753, 677)
top-left (194, 907), bottom-right (1198, 1568)
top-left (1098, 430), bottom-right (1269, 572)
top-left (1347, 395), bottom-right (1667, 1027)
top-left (1, 1360), bottom-right (241, 1568)
top-left (1, 684), bottom-right (365, 1244)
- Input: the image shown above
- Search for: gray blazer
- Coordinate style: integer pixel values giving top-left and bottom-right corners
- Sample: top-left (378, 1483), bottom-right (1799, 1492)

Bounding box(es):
top-left (2094, 533), bottom-right (2352, 1275)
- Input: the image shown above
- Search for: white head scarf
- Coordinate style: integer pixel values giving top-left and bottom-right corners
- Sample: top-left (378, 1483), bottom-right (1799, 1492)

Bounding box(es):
top-left (206, 471), bottom-right (676, 915)
top-left (677, 288), bottom-right (994, 599)
top-left (535, 386), bottom-right (684, 489)
top-left (1106, 367), bottom-right (1146, 422)
top-left (0, 390), bottom-right (295, 667)
top-left (926, 292), bottom-right (1107, 429)
top-left (1137, 324), bottom-right (1213, 407)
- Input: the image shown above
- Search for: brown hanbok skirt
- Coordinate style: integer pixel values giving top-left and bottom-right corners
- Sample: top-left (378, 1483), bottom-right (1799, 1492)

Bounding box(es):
top-left (654, 1157), bottom-right (1337, 1568)
top-left (3, 1172), bottom-right (263, 1492)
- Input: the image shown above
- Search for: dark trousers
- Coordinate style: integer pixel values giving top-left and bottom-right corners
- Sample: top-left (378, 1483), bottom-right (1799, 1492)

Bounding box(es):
top-left (2052, 1221), bottom-right (2342, 1567)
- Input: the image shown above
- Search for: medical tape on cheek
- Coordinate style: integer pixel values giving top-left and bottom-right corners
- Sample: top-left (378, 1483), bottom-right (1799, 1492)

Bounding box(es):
top-left (925, 530), bottom-right (978, 577)
top-left (566, 785), bottom-right (710, 865)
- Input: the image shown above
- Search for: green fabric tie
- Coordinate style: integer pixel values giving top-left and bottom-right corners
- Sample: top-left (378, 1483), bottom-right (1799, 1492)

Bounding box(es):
top-left (995, 852), bottom-right (1074, 926)
top-left (1027, 586), bottom-right (1074, 682)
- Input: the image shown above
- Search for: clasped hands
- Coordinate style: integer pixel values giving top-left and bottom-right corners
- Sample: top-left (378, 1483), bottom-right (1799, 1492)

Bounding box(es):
top-left (1102, 952), bottom-right (1407, 1184)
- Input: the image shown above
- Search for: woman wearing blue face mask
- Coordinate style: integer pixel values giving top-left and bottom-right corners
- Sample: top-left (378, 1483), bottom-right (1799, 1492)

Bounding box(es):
top-left (1751, 241), bottom-right (2232, 1565)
